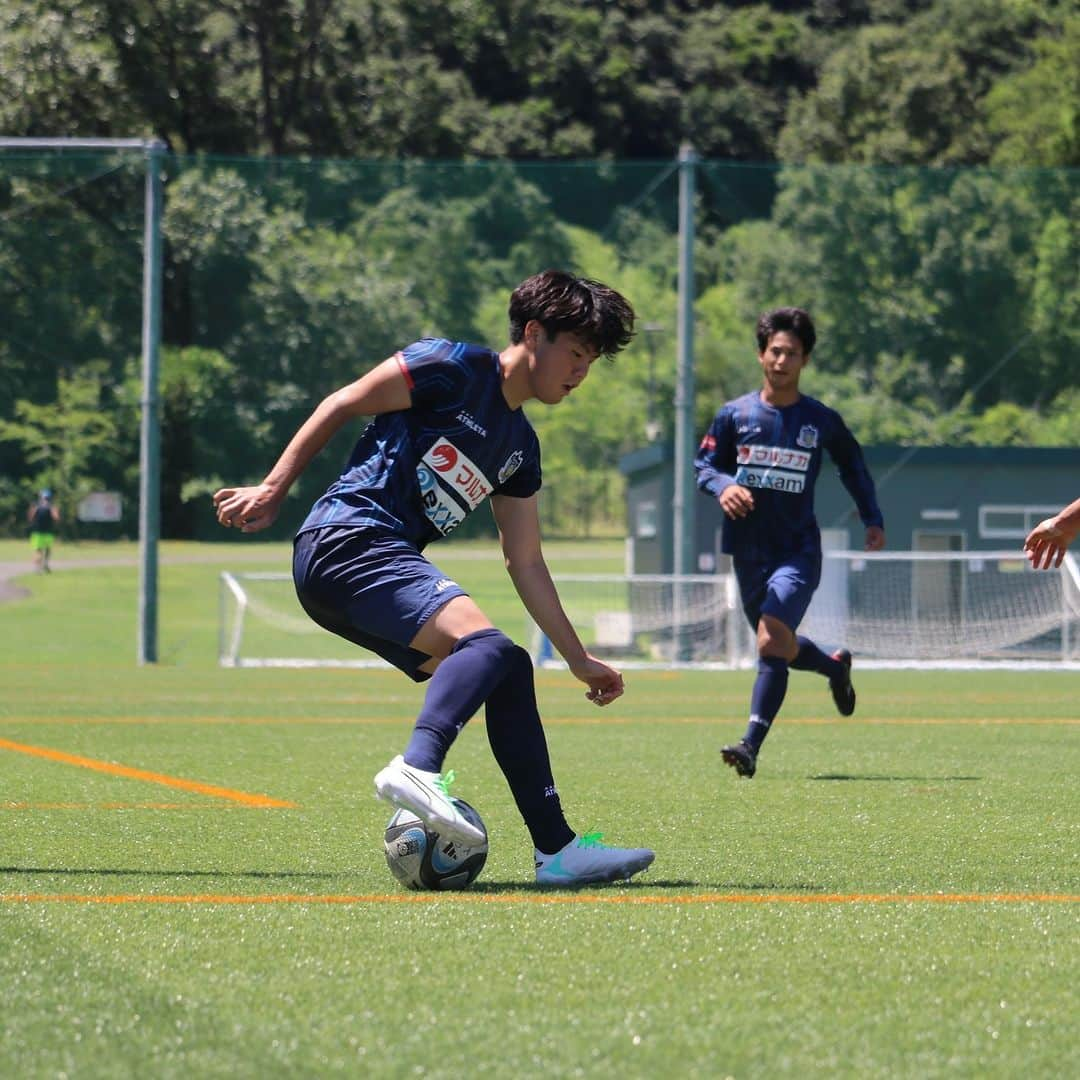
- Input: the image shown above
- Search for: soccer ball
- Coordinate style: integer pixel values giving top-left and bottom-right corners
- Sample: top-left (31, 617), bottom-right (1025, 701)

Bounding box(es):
top-left (383, 798), bottom-right (488, 891)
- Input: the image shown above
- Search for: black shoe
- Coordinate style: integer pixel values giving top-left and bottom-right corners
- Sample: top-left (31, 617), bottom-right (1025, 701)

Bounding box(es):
top-left (829, 649), bottom-right (856, 716)
top-left (721, 741), bottom-right (757, 778)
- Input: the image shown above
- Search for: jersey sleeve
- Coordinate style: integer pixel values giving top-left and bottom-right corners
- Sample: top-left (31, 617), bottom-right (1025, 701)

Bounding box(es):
top-left (397, 339), bottom-right (468, 408)
top-left (694, 406), bottom-right (738, 498)
top-left (824, 410), bottom-right (884, 529)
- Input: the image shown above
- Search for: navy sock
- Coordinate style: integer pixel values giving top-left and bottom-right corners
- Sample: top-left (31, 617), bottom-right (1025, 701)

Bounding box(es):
top-left (790, 635), bottom-right (842, 680)
top-left (743, 656), bottom-right (789, 752)
top-left (485, 644), bottom-right (574, 855)
top-left (404, 628), bottom-right (516, 772)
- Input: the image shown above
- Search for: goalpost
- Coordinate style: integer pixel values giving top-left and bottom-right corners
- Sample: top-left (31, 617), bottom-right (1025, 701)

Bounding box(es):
top-left (0, 136), bottom-right (166, 664)
top-left (220, 551), bottom-right (1080, 670)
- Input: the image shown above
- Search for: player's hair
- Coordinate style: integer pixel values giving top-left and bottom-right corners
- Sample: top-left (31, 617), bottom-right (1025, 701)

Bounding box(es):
top-left (508, 270), bottom-right (635, 358)
top-left (756, 307), bottom-right (816, 355)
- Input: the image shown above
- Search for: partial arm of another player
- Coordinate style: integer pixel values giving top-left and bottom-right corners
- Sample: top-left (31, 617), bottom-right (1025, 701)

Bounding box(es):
top-left (213, 355), bottom-right (412, 532)
top-left (491, 493), bottom-right (624, 707)
top-left (1024, 496), bottom-right (1080, 570)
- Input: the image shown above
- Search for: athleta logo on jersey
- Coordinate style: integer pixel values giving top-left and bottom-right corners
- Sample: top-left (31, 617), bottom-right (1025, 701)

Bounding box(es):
top-left (416, 438), bottom-right (493, 535)
top-left (734, 444), bottom-right (810, 494)
top-left (456, 411), bottom-right (487, 438)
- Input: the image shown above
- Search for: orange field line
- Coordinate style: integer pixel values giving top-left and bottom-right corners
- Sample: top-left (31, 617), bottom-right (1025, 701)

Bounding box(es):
top-left (1, 892), bottom-right (1075, 906)
top-left (0, 738), bottom-right (296, 809)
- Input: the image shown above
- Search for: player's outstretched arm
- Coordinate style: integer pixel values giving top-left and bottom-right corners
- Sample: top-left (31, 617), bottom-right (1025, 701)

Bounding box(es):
top-left (1024, 497), bottom-right (1080, 570)
top-left (214, 356), bottom-right (411, 533)
top-left (491, 493), bottom-right (624, 706)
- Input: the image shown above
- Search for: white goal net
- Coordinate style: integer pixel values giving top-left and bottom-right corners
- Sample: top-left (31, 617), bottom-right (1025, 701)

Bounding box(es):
top-left (531, 573), bottom-right (748, 669)
top-left (220, 553), bottom-right (1080, 670)
top-left (802, 549), bottom-right (1080, 667)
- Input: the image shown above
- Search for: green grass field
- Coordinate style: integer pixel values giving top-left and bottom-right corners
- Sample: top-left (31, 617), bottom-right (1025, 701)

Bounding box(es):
top-left (0, 539), bottom-right (1076, 1078)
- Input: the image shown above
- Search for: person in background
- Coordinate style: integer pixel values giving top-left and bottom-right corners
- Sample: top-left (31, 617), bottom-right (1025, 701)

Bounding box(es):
top-left (28, 490), bottom-right (60, 573)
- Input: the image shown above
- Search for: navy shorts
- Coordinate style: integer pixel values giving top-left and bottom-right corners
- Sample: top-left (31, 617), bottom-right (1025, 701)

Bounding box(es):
top-left (293, 527), bottom-right (469, 682)
top-left (735, 552), bottom-right (821, 632)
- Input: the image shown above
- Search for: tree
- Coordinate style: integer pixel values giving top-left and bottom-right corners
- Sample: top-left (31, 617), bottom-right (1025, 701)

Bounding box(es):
top-left (0, 364), bottom-right (121, 531)
top-left (778, 0), bottom-right (1061, 165)
top-left (984, 13), bottom-right (1080, 167)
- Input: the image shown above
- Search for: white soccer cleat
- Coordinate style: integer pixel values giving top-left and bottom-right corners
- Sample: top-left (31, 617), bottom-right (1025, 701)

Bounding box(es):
top-left (534, 832), bottom-right (654, 886)
top-left (373, 755), bottom-right (486, 847)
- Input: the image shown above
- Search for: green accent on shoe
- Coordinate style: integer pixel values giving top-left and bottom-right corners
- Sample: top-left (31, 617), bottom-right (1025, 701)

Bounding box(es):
top-left (576, 831), bottom-right (605, 848)
top-left (433, 769), bottom-right (455, 797)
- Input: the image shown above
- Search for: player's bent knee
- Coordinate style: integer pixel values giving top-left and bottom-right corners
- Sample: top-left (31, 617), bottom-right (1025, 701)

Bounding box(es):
top-left (450, 627), bottom-right (517, 663)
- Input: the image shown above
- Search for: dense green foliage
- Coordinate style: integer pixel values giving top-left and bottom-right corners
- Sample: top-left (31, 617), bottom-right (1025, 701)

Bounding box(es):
top-left (0, 1), bottom-right (1076, 539)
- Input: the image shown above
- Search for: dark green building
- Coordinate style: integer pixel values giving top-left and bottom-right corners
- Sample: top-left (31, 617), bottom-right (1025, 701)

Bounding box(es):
top-left (620, 444), bottom-right (1079, 575)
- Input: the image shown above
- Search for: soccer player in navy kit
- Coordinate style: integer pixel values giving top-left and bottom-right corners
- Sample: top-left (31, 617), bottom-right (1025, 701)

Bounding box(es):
top-left (213, 270), bottom-right (654, 885)
top-left (695, 307), bottom-right (885, 778)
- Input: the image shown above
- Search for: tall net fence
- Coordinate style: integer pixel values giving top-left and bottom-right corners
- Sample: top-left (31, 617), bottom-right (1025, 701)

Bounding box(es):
top-left (1, 149), bottom-right (1076, 544)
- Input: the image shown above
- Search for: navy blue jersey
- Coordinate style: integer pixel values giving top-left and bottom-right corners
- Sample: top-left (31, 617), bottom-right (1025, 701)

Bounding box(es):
top-left (30, 504), bottom-right (54, 532)
top-left (297, 339), bottom-right (542, 548)
top-left (695, 391), bottom-right (882, 562)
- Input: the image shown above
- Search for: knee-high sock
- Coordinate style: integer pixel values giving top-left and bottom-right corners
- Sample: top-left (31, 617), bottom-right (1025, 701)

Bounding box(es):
top-left (485, 644), bottom-right (574, 855)
top-left (404, 628), bottom-right (516, 772)
top-left (743, 655), bottom-right (789, 752)
top-left (789, 634), bottom-right (843, 680)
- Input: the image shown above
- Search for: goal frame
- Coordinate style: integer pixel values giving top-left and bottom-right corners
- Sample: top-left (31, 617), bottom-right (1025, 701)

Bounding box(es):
top-left (218, 551), bottom-right (1080, 671)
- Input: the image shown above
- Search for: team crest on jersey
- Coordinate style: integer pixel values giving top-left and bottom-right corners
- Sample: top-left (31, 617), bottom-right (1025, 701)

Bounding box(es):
top-left (498, 451), bottom-right (524, 486)
top-left (796, 425), bottom-right (819, 449)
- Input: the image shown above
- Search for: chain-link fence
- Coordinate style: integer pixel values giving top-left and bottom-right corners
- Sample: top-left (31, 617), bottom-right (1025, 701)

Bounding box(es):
top-left (1, 149), bottom-right (1076, 541)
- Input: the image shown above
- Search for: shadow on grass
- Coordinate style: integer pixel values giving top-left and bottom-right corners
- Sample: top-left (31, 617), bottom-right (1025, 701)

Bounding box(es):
top-left (0, 866), bottom-right (339, 880)
top-left (0, 868), bottom-right (835, 895)
top-left (810, 774), bottom-right (981, 782)
top-left (469, 878), bottom-right (699, 894)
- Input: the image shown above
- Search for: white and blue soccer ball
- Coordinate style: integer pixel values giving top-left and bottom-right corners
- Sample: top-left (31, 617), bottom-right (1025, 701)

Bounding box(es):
top-left (383, 798), bottom-right (488, 891)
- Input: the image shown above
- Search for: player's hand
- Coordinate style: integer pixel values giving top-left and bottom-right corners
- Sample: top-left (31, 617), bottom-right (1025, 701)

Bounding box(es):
top-left (570, 655), bottom-right (625, 707)
top-left (864, 526), bottom-right (885, 552)
top-left (1024, 519), bottom-right (1073, 570)
top-left (718, 484), bottom-right (754, 519)
top-left (212, 484), bottom-right (281, 533)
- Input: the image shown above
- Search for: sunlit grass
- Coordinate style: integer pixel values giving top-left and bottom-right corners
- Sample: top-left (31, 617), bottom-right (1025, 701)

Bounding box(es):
top-left (0, 542), bottom-right (1076, 1077)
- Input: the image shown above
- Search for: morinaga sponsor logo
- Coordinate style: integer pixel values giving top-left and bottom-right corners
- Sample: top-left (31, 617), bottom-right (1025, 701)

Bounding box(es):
top-left (736, 445), bottom-right (811, 471)
top-left (734, 443), bottom-right (810, 494)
